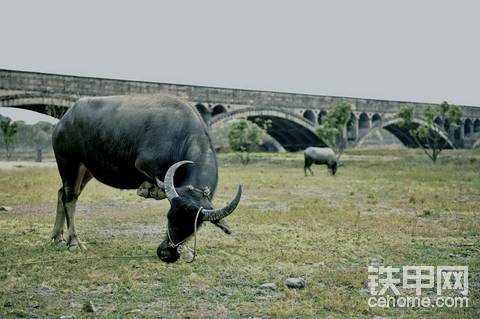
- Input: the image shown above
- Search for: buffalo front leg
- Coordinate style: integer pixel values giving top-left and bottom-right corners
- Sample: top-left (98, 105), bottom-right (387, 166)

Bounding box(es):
top-left (51, 188), bottom-right (66, 244)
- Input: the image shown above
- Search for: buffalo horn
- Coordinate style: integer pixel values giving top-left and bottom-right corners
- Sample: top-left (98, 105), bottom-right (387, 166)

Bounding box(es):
top-left (155, 177), bottom-right (165, 189)
top-left (164, 160), bottom-right (194, 201)
top-left (202, 185), bottom-right (242, 221)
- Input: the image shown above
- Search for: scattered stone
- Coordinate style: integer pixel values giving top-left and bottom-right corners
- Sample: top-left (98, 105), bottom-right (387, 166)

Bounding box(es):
top-left (255, 295), bottom-right (273, 301)
top-left (124, 309), bottom-right (141, 315)
top-left (82, 301), bottom-right (97, 313)
top-left (449, 253), bottom-right (465, 258)
top-left (258, 283), bottom-right (277, 291)
top-left (59, 315), bottom-right (75, 319)
top-left (285, 277), bottom-right (305, 289)
top-left (215, 290), bottom-right (228, 297)
top-left (318, 282), bottom-right (326, 289)
top-left (33, 287), bottom-right (52, 296)
top-left (10, 309), bottom-right (31, 317)
top-left (4, 301), bottom-right (14, 307)
top-left (0, 206), bottom-right (12, 212)
top-left (28, 301), bottom-right (40, 308)
top-left (68, 301), bottom-right (81, 308)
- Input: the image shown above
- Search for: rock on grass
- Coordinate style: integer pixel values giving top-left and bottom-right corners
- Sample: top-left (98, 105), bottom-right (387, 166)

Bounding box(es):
top-left (285, 277), bottom-right (305, 289)
top-left (258, 283), bottom-right (277, 291)
top-left (82, 301), bottom-right (97, 313)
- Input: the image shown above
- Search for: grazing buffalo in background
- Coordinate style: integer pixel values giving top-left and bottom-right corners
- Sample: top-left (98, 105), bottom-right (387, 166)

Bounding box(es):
top-left (52, 94), bottom-right (242, 263)
top-left (304, 147), bottom-right (338, 176)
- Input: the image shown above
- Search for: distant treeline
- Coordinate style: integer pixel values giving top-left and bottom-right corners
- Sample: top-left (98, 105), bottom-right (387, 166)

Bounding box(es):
top-left (0, 114), bottom-right (55, 161)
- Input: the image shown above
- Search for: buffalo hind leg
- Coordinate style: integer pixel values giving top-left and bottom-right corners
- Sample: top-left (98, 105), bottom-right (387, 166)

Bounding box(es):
top-left (304, 161), bottom-right (314, 176)
top-left (51, 188), bottom-right (67, 244)
top-left (304, 155), bottom-right (315, 176)
top-left (55, 163), bottom-right (92, 251)
top-left (66, 165), bottom-right (92, 250)
top-left (308, 165), bottom-right (314, 176)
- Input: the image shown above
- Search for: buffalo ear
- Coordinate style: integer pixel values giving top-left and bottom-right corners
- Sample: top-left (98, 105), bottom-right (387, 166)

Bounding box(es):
top-left (211, 219), bottom-right (231, 235)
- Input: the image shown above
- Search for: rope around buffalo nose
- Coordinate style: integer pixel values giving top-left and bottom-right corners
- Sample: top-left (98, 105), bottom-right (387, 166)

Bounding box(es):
top-left (166, 207), bottom-right (203, 263)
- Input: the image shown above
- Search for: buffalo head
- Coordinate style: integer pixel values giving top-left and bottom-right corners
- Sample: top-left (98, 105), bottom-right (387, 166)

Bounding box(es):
top-left (155, 161), bottom-right (242, 263)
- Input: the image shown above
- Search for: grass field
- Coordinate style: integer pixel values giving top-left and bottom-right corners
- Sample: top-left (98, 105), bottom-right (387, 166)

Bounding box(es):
top-left (0, 149), bottom-right (479, 318)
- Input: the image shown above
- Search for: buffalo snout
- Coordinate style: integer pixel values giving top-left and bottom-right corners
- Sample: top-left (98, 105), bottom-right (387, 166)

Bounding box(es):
top-left (157, 242), bottom-right (180, 263)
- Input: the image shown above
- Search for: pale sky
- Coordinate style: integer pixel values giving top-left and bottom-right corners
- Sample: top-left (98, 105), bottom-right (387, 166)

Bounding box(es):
top-left (1, 0), bottom-right (479, 123)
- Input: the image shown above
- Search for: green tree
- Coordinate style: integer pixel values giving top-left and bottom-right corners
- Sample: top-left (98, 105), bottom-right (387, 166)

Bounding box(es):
top-left (0, 116), bottom-right (19, 159)
top-left (315, 101), bottom-right (352, 158)
top-left (398, 101), bottom-right (463, 163)
top-left (228, 118), bottom-right (270, 165)
top-left (33, 130), bottom-right (50, 162)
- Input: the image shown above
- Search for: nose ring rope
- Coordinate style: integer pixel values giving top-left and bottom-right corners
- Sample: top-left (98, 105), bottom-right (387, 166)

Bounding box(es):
top-left (166, 207), bottom-right (203, 263)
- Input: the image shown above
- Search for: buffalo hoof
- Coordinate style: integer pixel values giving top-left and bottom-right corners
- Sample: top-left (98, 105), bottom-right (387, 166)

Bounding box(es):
top-left (51, 233), bottom-right (67, 246)
top-left (67, 236), bottom-right (87, 251)
top-left (52, 239), bottom-right (67, 248)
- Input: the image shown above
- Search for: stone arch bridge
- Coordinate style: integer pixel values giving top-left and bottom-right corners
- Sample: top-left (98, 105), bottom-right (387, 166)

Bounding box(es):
top-left (1, 69), bottom-right (480, 151)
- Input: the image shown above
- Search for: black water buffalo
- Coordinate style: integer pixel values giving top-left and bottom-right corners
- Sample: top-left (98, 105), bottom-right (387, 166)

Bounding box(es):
top-left (304, 147), bottom-right (338, 176)
top-left (51, 94), bottom-right (242, 263)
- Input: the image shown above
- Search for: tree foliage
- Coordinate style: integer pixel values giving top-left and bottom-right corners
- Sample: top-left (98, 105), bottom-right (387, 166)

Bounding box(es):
top-left (0, 116), bottom-right (55, 160)
top-left (228, 118), bottom-right (270, 165)
top-left (0, 116), bottom-right (19, 159)
top-left (398, 101), bottom-right (463, 163)
top-left (315, 101), bottom-right (352, 158)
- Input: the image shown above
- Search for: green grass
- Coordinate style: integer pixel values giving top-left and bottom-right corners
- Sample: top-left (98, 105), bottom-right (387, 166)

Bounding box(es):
top-left (0, 149), bottom-right (479, 318)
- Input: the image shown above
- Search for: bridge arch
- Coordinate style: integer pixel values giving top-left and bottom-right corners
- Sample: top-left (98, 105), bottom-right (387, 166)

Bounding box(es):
top-left (372, 113), bottom-right (382, 126)
top-left (358, 113), bottom-right (370, 129)
top-left (317, 110), bottom-right (327, 124)
top-left (212, 104), bottom-right (227, 116)
top-left (347, 112), bottom-right (358, 141)
top-left (444, 119), bottom-right (451, 132)
top-left (464, 118), bottom-right (472, 137)
top-left (0, 93), bottom-right (76, 119)
top-left (364, 117), bottom-right (455, 149)
top-left (454, 126), bottom-right (461, 139)
top-left (195, 103), bottom-right (211, 124)
top-left (474, 119), bottom-right (480, 133)
top-left (303, 110), bottom-right (316, 124)
top-left (211, 107), bottom-right (327, 151)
